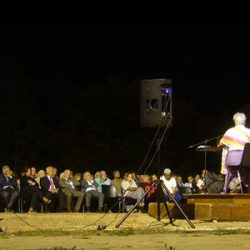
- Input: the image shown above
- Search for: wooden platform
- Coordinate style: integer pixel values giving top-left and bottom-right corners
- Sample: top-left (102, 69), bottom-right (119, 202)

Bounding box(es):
top-left (148, 202), bottom-right (195, 220)
top-left (185, 193), bottom-right (250, 205)
top-left (186, 193), bottom-right (250, 221)
top-left (148, 194), bottom-right (250, 221)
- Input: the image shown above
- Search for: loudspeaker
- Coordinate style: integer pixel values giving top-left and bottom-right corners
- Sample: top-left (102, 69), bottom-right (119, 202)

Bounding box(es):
top-left (140, 79), bottom-right (172, 128)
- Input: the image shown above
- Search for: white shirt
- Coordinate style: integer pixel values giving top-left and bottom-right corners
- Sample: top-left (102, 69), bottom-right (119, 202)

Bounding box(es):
top-left (101, 178), bottom-right (111, 185)
top-left (66, 177), bottom-right (75, 190)
top-left (121, 179), bottom-right (138, 196)
top-left (160, 175), bottom-right (177, 194)
top-left (196, 179), bottom-right (204, 190)
top-left (86, 180), bottom-right (97, 192)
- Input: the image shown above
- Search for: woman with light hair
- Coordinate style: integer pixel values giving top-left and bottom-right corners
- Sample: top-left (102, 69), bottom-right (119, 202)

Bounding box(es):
top-left (218, 112), bottom-right (250, 193)
top-left (35, 170), bottom-right (46, 189)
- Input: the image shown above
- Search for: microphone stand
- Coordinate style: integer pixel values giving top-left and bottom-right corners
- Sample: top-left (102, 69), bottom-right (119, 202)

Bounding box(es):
top-left (188, 135), bottom-right (222, 192)
top-left (188, 135), bottom-right (222, 149)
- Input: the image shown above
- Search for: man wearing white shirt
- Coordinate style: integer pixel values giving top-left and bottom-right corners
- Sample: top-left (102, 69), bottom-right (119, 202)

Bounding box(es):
top-left (160, 168), bottom-right (183, 203)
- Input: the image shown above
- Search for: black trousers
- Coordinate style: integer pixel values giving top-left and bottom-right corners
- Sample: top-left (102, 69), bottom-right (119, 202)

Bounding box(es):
top-left (0, 188), bottom-right (19, 209)
top-left (22, 187), bottom-right (45, 211)
top-left (85, 190), bottom-right (104, 210)
top-left (44, 190), bottom-right (66, 212)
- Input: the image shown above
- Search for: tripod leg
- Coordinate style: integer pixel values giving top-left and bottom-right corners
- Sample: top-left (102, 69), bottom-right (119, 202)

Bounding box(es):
top-left (161, 183), bottom-right (195, 229)
top-left (115, 182), bottom-right (157, 228)
top-left (157, 200), bottom-right (161, 221)
top-left (158, 185), bottom-right (174, 224)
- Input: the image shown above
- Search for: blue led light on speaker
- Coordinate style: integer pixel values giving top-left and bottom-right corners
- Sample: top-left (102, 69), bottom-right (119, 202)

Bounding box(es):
top-left (164, 88), bottom-right (172, 94)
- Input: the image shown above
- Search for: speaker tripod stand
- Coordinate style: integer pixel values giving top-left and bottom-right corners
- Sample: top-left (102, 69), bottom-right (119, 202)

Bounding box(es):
top-left (115, 180), bottom-right (195, 229)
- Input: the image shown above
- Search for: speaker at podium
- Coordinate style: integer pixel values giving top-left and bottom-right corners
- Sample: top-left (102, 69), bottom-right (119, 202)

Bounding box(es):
top-left (140, 78), bottom-right (172, 128)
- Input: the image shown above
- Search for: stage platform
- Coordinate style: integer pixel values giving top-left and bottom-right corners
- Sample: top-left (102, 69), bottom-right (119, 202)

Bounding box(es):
top-left (186, 193), bottom-right (250, 221)
top-left (185, 193), bottom-right (250, 204)
top-left (148, 193), bottom-right (250, 221)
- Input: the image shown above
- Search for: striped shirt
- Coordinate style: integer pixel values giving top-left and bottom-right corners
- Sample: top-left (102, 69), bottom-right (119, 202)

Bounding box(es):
top-left (219, 125), bottom-right (250, 151)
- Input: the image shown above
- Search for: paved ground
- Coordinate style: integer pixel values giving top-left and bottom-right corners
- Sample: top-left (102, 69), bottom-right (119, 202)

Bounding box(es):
top-left (1, 212), bottom-right (250, 249)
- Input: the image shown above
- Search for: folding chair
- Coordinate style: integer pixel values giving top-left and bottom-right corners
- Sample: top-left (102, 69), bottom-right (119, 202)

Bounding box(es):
top-left (232, 143), bottom-right (250, 193)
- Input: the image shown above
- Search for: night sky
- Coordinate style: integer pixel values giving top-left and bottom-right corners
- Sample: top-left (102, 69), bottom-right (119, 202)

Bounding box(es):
top-left (1, 25), bottom-right (250, 175)
top-left (1, 26), bottom-right (250, 112)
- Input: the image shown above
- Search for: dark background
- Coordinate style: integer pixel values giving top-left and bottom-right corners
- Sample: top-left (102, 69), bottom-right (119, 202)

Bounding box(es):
top-left (1, 25), bottom-right (250, 179)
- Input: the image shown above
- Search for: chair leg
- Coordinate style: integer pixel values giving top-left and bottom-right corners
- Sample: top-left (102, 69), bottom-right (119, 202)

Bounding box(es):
top-left (40, 204), bottom-right (44, 213)
top-left (237, 170), bottom-right (244, 193)
top-left (119, 198), bottom-right (123, 213)
top-left (121, 197), bottom-right (126, 213)
top-left (118, 198), bottom-right (124, 213)
top-left (18, 196), bottom-right (23, 213)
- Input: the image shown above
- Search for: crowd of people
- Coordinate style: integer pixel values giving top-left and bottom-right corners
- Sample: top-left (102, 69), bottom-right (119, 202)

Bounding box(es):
top-left (0, 164), bottom-right (228, 214)
top-left (1, 111), bottom-right (250, 214)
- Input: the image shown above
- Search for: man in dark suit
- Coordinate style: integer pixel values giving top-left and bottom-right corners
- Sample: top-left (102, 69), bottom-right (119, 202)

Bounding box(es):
top-left (0, 165), bottom-right (19, 212)
top-left (40, 166), bottom-right (66, 212)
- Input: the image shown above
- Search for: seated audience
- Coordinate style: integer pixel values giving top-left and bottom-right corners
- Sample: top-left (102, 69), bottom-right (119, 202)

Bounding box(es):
top-left (40, 166), bottom-right (66, 212)
top-left (185, 175), bottom-right (199, 194)
top-left (195, 174), bottom-right (205, 193)
top-left (0, 165), bottom-right (19, 212)
top-left (100, 170), bottom-right (111, 185)
top-left (202, 169), bottom-right (224, 193)
top-left (20, 167), bottom-right (51, 213)
top-left (35, 170), bottom-right (46, 189)
top-left (160, 168), bottom-right (183, 203)
top-left (111, 170), bottom-right (123, 196)
top-left (81, 171), bottom-right (104, 212)
top-left (59, 169), bottom-right (84, 212)
top-left (121, 172), bottom-right (145, 212)
top-left (94, 171), bottom-right (102, 192)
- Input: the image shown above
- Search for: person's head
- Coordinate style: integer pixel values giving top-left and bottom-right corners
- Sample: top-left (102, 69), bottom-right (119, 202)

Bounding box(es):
top-left (113, 170), bottom-right (121, 179)
top-left (64, 169), bottom-right (71, 178)
top-left (195, 174), bottom-right (201, 182)
top-left (53, 167), bottom-right (58, 177)
top-left (83, 171), bottom-right (92, 181)
top-left (123, 172), bottom-right (128, 179)
top-left (2, 165), bottom-right (11, 176)
top-left (94, 171), bottom-right (101, 179)
top-left (24, 167), bottom-right (31, 177)
top-left (163, 168), bottom-right (172, 180)
top-left (126, 172), bottom-right (133, 181)
top-left (233, 112), bottom-right (246, 126)
top-left (31, 166), bottom-right (37, 177)
top-left (187, 175), bottom-right (194, 183)
top-left (37, 170), bottom-right (46, 178)
top-left (100, 170), bottom-right (108, 181)
top-left (142, 175), bottom-right (150, 183)
top-left (177, 176), bottom-right (183, 184)
top-left (201, 169), bottom-right (208, 177)
top-left (74, 172), bottom-right (82, 181)
top-left (151, 174), bottom-right (158, 182)
top-left (60, 172), bottom-right (65, 179)
top-left (131, 172), bottom-right (137, 180)
top-left (46, 166), bottom-right (54, 177)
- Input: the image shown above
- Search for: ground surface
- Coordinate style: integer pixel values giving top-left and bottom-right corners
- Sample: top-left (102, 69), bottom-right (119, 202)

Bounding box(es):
top-left (1, 212), bottom-right (250, 249)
